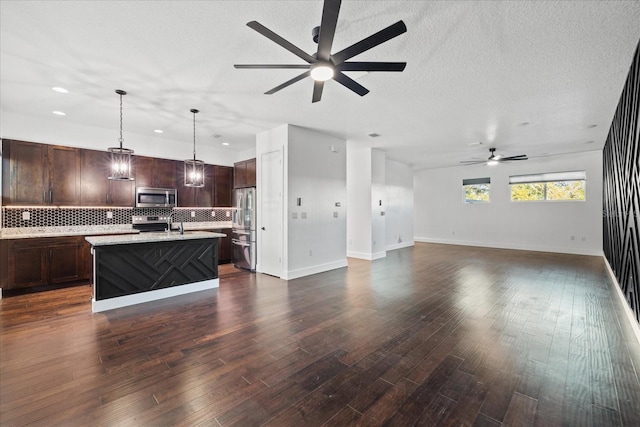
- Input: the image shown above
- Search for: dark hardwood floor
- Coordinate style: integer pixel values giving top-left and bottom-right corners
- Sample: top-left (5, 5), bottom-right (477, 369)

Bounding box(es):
top-left (1, 243), bottom-right (640, 426)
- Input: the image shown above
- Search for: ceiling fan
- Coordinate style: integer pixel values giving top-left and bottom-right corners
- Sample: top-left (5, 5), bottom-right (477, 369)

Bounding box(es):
top-left (461, 148), bottom-right (528, 166)
top-left (234, 0), bottom-right (407, 103)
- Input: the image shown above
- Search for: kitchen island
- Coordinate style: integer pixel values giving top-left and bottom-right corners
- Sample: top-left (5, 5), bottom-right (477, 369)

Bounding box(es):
top-left (85, 231), bottom-right (225, 312)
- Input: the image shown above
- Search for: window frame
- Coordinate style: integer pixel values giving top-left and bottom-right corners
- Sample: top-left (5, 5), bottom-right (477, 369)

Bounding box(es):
top-left (463, 177), bottom-right (491, 204)
top-left (509, 171), bottom-right (586, 202)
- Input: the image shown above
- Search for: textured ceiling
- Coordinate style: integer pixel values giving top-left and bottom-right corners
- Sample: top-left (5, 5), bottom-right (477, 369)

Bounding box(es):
top-left (1, 1), bottom-right (639, 169)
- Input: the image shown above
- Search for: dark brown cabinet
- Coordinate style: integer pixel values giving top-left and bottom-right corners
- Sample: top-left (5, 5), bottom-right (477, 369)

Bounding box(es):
top-left (177, 163), bottom-right (214, 207)
top-left (218, 228), bottom-right (233, 263)
top-left (80, 149), bottom-right (134, 206)
top-left (214, 166), bottom-right (233, 206)
top-left (233, 158), bottom-right (256, 189)
top-left (2, 139), bottom-right (81, 206)
top-left (134, 156), bottom-right (177, 188)
top-left (1, 237), bottom-right (87, 290)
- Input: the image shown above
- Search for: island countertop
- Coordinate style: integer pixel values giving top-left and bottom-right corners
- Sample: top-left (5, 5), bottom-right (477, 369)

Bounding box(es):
top-left (85, 231), bottom-right (226, 246)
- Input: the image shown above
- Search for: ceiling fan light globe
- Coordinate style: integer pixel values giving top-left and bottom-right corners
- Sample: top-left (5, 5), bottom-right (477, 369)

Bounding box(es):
top-left (311, 64), bottom-right (334, 81)
top-left (487, 160), bottom-right (499, 166)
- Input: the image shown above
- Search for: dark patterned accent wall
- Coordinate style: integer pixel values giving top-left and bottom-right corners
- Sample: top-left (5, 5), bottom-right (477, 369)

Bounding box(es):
top-left (603, 41), bottom-right (640, 323)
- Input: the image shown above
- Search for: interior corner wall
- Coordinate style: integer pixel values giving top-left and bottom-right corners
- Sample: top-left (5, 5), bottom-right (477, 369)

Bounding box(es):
top-left (603, 42), bottom-right (640, 323)
top-left (414, 150), bottom-right (603, 256)
top-left (347, 144), bottom-right (373, 258)
top-left (385, 158), bottom-right (414, 251)
top-left (284, 125), bottom-right (347, 279)
top-left (371, 149), bottom-right (386, 259)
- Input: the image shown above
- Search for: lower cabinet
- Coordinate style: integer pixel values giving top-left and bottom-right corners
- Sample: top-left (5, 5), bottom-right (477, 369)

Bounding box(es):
top-left (218, 228), bottom-right (233, 264)
top-left (1, 236), bottom-right (91, 290)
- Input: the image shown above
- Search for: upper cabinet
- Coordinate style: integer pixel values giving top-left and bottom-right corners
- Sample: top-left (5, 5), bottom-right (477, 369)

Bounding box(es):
top-left (133, 156), bottom-right (177, 189)
top-left (2, 139), bottom-right (80, 206)
top-left (233, 158), bottom-right (256, 189)
top-left (80, 149), bottom-right (134, 206)
top-left (214, 165), bottom-right (233, 206)
top-left (177, 162), bottom-right (214, 207)
top-left (1, 139), bottom-right (234, 208)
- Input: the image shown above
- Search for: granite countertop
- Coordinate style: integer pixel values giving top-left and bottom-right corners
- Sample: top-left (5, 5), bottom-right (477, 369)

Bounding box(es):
top-left (85, 231), bottom-right (226, 246)
top-left (0, 222), bottom-right (232, 240)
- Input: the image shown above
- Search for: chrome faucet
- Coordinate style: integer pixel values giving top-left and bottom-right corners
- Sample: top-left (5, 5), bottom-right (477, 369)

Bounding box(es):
top-left (167, 211), bottom-right (184, 234)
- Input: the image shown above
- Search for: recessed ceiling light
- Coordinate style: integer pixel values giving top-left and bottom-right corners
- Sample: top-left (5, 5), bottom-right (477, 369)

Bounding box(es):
top-left (586, 124), bottom-right (598, 129)
top-left (368, 133), bottom-right (381, 138)
top-left (154, 129), bottom-right (163, 133)
top-left (211, 134), bottom-right (222, 139)
top-left (468, 141), bottom-right (483, 146)
top-left (584, 140), bottom-right (594, 144)
top-left (222, 142), bottom-right (230, 146)
top-left (52, 87), bottom-right (68, 93)
top-left (52, 110), bottom-right (66, 116)
top-left (516, 121), bottom-right (530, 127)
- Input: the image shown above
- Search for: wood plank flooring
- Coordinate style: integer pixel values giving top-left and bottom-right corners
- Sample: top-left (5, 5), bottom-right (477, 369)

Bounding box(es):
top-left (1, 243), bottom-right (640, 426)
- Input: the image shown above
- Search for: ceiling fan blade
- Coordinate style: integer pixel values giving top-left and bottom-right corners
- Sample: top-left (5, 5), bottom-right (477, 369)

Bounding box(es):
top-left (338, 62), bottom-right (407, 72)
top-left (333, 72), bottom-right (369, 96)
top-left (312, 81), bottom-right (325, 103)
top-left (264, 70), bottom-right (311, 95)
top-left (331, 20), bottom-right (407, 65)
top-left (234, 64), bottom-right (311, 69)
top-left (316, 0), bottom-right (341, 62)
top-left (460, 160), bottom-right (487, 165)
top-left (246, 21), bottom-right (316, 64)
top-left (500, 155), bottom-right (528, 161)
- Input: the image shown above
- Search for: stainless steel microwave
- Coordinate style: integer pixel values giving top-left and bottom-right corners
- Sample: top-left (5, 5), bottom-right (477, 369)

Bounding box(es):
top-left (135, 187), bottom-right (177, 208)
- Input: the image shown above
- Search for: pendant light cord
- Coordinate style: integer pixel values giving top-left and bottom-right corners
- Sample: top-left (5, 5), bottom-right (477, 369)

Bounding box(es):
top-left (193, 110), bottom-right (196, 161)
top-left (118, 92), bottom-right (124, 149)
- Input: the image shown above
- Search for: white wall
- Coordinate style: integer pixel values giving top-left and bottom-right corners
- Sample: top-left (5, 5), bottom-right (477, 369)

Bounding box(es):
top-left (414, 150), bottom-right (603, 256)
top-left (347, 146), bottom-right (414, 260)
top-left (256, 124), bottom-right (347, 280)
top-left (385, 158), bottom-right (414, 251)
top-left (286, 126), bottom-right (347, 278)
top-left (346, 144), bottom-right (372, 258)
top-left (371, 149), bottom-right (386, 259)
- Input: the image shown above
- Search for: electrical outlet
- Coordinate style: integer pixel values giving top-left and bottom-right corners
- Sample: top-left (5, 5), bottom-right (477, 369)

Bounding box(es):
top-left (106, 211), bottom-right (113, 219)
top-left (309, 250), bottom-right (312, 256)
top-left (22, 211), bottom-right (30, 221)
top-left (226, 211), bottom-right (231, 217)
top-left (571, 235), bottom-right (575, 241)
top-left (333, 212), bottom-right (338, 218)
top-left (191, 211), bottom-right (196, 218)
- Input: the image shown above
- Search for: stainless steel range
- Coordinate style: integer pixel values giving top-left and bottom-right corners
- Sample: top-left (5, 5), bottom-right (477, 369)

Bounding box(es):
top-left (132, 215), bottom-right (172, 233)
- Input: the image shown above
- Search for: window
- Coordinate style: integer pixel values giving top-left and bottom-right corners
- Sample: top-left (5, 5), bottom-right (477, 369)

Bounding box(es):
top-left (463, 177), bottom-right (490, 203)
top-left (510, 171), bottom-right (586, 201)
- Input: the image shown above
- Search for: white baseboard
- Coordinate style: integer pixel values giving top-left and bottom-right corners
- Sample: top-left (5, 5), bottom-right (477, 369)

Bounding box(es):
top-left (92, 278), bottom-right (219, 313)
top-left (603, 257), bottom-right (640, 345)
top-left (413, 236), bottom-right (603, 257)
top-left (385, 241), bottom-right (414, 252)
top-left (347, 251), bottom-right (386, 260)
top-left (283, 259), bottom-right (348, 280)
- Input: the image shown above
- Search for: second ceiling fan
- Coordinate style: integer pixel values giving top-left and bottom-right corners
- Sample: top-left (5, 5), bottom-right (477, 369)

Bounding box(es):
top-left (234, 0), bottom-right (407, 103)
top-left (461, 148), bottom-right (528, 166)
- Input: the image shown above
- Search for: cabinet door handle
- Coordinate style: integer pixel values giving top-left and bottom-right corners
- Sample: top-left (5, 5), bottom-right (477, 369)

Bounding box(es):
top-left (42, 191), bottom-right (46, 203)
top-left (106, 193), bottom-right (110, 204)
top-left (49, 189), bottom-right (53, 204)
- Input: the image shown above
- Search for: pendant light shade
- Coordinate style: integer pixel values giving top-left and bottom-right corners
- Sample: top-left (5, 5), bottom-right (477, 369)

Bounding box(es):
top-left (184, 108), bottom-right (205, 187)
top-left (108, 89), bottom-right (134, 180)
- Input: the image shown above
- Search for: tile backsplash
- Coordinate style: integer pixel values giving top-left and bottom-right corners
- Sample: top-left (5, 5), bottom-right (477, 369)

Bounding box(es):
top-left (2, 207), bottom-right (234, 228)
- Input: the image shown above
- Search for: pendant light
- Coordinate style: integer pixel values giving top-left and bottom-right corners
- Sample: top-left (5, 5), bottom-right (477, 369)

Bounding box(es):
top-left (108, 89), bottom-right (134, 180)
top-left (184, 108), bottom-right (205, 187)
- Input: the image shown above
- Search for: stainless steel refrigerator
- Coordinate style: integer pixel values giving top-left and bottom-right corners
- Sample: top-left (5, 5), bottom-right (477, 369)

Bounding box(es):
top-left (232, 187), bottom-right (256, 271)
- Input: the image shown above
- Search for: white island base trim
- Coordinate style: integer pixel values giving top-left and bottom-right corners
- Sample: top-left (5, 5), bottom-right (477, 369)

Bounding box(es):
top-left (92, 278), bottom-right (219, 313)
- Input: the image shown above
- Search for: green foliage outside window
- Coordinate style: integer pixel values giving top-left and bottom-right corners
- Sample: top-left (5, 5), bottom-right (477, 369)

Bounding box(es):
top-left (511, 180), bottom-right (585, 201)
top-left (464, 184), bottom-right (490, 203)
